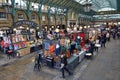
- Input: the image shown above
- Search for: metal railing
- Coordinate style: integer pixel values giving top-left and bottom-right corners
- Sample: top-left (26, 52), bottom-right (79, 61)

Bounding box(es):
top-left (0, 2), bottom-right (62, 16)
top-left (1, 2), bottom-right (11, 6)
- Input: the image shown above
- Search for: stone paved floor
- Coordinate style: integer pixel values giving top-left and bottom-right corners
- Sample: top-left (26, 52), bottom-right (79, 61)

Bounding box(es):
top-left (80, 39), bottom-right (120, 80)
top-left (0, 39), bottom-right (120, 80)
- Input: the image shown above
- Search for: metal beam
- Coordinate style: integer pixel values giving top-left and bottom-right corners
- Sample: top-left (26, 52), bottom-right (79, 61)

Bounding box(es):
top-left (26, 0), bottom-right (32, 20)
top-left (63, 0), bottom-right (72, 8)
top-left (54, 8), bottom-right (57, 27)
top-left (47, 0), bottom-right (54, 27)
top-left (11, 0), bottom-right (15, 23)
top-left (38, 0), bottom-right (44, 28)
top-left (65, 2), bottom-right (78, 12)
top-left (51, 0), bottom-right (63, 8)
top-left (60, 0), bottom-right (70, 9)
top-left (65, 10), bottom-right (68, 27)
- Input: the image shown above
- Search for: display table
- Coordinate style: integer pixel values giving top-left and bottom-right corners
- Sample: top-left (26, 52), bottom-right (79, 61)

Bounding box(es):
top-left (77, 50), bottom-right (86, 63)
top-left (37, 50), bottom-right (86, 70)
top-left (67, 50), bottom-right (86, 70)
top-left (67, 56), bottom-right (79, 70)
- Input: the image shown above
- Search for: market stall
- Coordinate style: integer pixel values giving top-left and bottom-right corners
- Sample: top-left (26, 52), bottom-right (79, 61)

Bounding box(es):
top-left (10, 20), bottom-right (43, 56)
top-left (12, 26), bottom-right (43, 56)
top-left (38, 35), bottom-right (87, 69)
top-left (0, 27), bottom-right (12, 52)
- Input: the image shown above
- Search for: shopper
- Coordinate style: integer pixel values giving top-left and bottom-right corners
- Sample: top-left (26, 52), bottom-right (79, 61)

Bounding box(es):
top-left (94, 38), bottom-right (100, 52)
top-left (106, 32), bottom-right (110, 41)
top-left (34, 55), bottom-right (41, 71)
top-left (113, 32), bottom-right (116, 40)
top-left (117, 31), bottom-right (120, 39)
top-left (89, 41), bottom-right (95, 55)
top-left (60, 51), bottom-right (72, 78)
top-left (100, 34), bottom-right (106, 48)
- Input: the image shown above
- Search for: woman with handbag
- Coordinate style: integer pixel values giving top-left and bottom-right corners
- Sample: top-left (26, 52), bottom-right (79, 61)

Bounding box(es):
top-left (94, 37), bottom-right (100, 52)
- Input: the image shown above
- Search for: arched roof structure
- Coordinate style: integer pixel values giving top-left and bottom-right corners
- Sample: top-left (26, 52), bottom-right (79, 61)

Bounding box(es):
top-left (75, 0), bottom-right (118, 12)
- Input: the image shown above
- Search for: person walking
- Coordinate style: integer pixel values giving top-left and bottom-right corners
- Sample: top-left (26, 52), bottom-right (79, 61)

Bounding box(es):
top-left (89, 41), bottom-right (95, 56)
top-left (34, 55), bottom-right (41, 71)
top-left (106, 32), bottom-right (110, 41)
top-left (60, 51), bottom-right (72, 78)
top-left (94, 38), bottom-right (100, 52)
top-left (117, 31), bottom-right (120, 39)
top-left (100, 34), bottom-right (106, 48)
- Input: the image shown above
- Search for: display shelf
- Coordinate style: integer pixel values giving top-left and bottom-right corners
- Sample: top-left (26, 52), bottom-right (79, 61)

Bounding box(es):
top-left (12, 41), bottom-right (27, 44)
top-left (17, 47), bottom-right (28, 50)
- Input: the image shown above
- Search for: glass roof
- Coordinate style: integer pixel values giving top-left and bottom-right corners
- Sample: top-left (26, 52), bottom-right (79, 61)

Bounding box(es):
top-left (5, 0), bottom-right (118, 13)
top-left (75, 0), bottom-right (117, 12)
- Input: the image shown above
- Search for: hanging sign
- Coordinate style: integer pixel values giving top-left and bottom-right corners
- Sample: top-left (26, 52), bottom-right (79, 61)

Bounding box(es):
top-left (13, 20), bottom-right (38, 27)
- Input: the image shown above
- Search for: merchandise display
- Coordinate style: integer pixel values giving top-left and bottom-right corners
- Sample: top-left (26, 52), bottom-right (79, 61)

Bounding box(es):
top-left (40, 32), bottom-right (87, 69)
top-left (4, 26), bottom-right (43, 56)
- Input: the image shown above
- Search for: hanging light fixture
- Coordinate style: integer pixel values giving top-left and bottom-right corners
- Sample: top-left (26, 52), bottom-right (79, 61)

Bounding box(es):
top-left (55, 28), bottom-right (60, 33)
top-left (82, 0), bottom-right (92, 12)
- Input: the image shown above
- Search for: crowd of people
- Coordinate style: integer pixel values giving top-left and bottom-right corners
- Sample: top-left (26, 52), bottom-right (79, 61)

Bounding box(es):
top-left (86, 27), bottom-right (120, 56)
top-left (33, 26), bottom-right (120, 78)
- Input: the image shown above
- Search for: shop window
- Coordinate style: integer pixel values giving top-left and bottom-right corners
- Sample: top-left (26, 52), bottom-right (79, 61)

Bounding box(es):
top-left (50, 16), bottom-right (53, 21)
top-left (18, 14), bottom-right (23, 20)
top-left (31, 15), bottom-right (36, 21)
top-left (42, 16), bottom-right (45, 21)
top-left (0, 12), bottom-right (7, 20)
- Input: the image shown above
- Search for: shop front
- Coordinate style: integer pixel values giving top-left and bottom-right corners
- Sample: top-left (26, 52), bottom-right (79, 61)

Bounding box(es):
top-left (11, 20), bottom-right (42, 56)
top-left (0, 20), bottom-right (12, 52)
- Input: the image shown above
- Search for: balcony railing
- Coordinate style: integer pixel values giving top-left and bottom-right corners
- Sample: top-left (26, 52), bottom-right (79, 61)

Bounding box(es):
top-left (0, 2), bottom-right (58, 14)
top-left (1, 2), bottom-right (11, 6)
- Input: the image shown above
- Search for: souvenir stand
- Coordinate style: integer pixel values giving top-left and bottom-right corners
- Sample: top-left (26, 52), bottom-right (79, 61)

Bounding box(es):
top-left (11, 26), bottom-right (42, 56)
top-left (11, 33), bottom-right (30, 56)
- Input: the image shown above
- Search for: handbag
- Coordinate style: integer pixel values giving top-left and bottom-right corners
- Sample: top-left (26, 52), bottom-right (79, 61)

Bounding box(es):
top-left (60, 63), bottom-right (64, 68)
top-left (95, 44), bottom-right (101, 47)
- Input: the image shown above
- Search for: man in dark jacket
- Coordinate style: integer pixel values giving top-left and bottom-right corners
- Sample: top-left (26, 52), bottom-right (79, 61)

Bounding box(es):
top-left (34, 55), bottom-right (41, 71)
top-left (89, 42), bottom-right (95, 55)
top-left (101, 34), bottom-right (106, 48)
top-left (60, 52), bottom-right (72, 78)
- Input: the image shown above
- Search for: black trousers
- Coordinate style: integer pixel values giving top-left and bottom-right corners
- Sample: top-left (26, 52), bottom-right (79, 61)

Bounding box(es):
top-left (101, 43), bottom-right (106, 48)
top-left (61, 65), bottom-right (71, 78)
top-left (94, 47), bottom-right (98, 52)
top-left (34, 63), bottom-right (41, 71)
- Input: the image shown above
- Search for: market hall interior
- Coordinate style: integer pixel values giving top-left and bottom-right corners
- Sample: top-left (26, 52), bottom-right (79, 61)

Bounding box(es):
top-left (0, 0), bottom-right (120, 80)
top-left (0, 34), bottom-right (120, 80)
